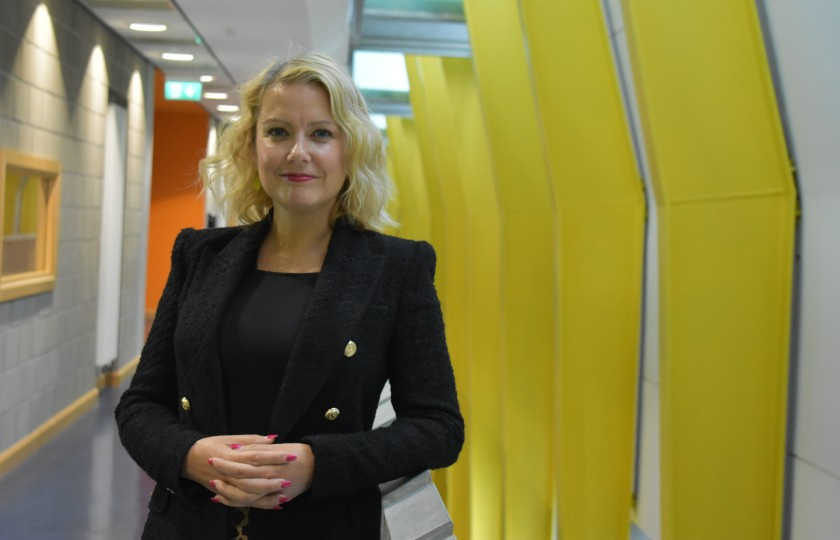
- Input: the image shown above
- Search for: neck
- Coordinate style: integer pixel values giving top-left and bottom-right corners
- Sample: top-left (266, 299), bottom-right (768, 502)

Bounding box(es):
top-left (258, 209), bottom-right (334, 273)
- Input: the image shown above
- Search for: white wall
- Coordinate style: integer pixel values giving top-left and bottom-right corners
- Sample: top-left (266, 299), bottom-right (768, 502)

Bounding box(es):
top-left (759, 2), bottom-right (840, 538)
top-left (96, 103), bottom-right (126, 368)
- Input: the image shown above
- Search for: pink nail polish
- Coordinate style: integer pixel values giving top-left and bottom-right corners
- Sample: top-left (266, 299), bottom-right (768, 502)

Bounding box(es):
top-left (266, 434), bottom-right (278, 440)
top-left (229, 444), bottom-right (242, 450)
top-left (272, 505), bottom-right (283, 510)
top-left (278, 495), bottom-right (290, 503)
top-left (286, 454), bottom-right (297, 462)
top-left (208, 457), bottom-right (214, 466)
top-left (281, 480), bottom-right (292, 488)
top-left (210, 497), bottom-right (221, 504)
top-left (209, 480), bottom-right (216, 489)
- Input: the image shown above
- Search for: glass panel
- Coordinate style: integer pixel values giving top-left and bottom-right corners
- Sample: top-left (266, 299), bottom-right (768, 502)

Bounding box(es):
top-left (364, 0), bottom-right (464, 18)
top-left (2, 169), bottom-right (42, 276)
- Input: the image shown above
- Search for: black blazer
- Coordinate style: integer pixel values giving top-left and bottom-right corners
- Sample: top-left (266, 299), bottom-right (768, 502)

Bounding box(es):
top-left (115, 216), bottom-right (464, 539)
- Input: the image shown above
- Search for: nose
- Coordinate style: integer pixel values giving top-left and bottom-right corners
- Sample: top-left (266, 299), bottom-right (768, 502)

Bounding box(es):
top-left (287, 136), bottom-right (310, 162)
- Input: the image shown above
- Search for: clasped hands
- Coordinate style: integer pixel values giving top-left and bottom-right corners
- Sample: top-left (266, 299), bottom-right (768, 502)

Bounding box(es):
top-left (182, 435), bottom-right (314, 510)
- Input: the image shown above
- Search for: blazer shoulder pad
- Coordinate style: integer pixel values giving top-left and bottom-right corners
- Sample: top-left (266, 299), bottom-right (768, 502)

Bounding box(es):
top-left (174, 224), bottom-right (250, 256)
top-left (364, 230), bottom-right (435, 259)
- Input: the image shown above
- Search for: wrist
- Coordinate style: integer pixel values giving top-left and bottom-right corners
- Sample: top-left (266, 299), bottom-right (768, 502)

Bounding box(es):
top-left (181, 438), bottom-right (206, 482)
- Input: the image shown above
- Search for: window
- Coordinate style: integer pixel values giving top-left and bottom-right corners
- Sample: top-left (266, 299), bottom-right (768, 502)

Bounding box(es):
top-left (0, 149), bottom-right (61, 302)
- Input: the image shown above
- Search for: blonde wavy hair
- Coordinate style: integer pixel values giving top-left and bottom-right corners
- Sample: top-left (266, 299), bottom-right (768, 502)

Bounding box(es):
top-left (201, 51), bottom-right (396, 230)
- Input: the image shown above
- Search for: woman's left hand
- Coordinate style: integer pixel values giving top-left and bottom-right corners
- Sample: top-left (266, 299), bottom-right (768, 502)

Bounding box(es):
top-left (207, 442), bottom-right (314, 509)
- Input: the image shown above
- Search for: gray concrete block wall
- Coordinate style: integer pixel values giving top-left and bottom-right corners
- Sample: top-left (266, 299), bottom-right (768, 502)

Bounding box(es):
top-left (0, 0), bottom-right (154, 455)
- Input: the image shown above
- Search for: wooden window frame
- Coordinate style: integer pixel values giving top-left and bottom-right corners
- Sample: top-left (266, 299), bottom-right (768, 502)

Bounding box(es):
top-left (0, 149), bottom-right (62, 302)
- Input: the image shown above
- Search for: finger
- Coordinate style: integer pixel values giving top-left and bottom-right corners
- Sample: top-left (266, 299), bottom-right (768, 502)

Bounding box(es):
top-left (226, 434), bottom-right (279, 448)
top-left (211, 459), bottom-right (282, 481)
top-left (213, 451), bottom-right (297, 473)
top-left (227, 476), bottom-right (292, 496)
top-left (210, 478), bottom-right (267, 506)
top-left (248, 491), bottom-right (295, 511)
top-left (210, 493), bottom-right (246, 508)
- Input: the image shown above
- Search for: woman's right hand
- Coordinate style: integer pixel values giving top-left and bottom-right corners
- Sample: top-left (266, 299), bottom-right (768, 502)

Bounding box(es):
top-left (181, 434), bottom-right (294, 508)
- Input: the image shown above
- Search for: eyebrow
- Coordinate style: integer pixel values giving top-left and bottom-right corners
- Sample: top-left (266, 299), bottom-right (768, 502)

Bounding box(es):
top-left (260, 118), bottom-right (338, 127)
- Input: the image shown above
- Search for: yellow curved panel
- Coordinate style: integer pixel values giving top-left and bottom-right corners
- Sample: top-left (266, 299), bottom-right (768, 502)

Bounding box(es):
top-left (405, 55), bottom-right (472, 539)
top-left (519, 0), bottom-right (646, 537)
top-left (621, 1), bottom-right (796, 537)
top-left (385, 117), bottom-right (431, 242)
top-left (463, 0), bottom-right (557, 537)
top-left (441, 56), bottom-right (504, 540)
top-left (404, 58), bottom-right (448, 301)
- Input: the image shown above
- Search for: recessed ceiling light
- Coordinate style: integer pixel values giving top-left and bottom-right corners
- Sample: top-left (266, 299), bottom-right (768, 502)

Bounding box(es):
top-left (203, 92), bottom-right (228, 100)
top-left (161, 52), bottom-right (194, 62)
top-left (130, 23), bottom-right (167, 32)
top-left (200, 75), bottom-right (214, 83)
top-left (217, 105), bottom-right (239, 113)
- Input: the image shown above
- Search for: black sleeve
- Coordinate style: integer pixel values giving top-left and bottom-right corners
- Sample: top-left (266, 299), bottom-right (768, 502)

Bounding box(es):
top-left (302, 240), bottom-right (465, 501)
top-left (114, 229), bottom-right (207, 500)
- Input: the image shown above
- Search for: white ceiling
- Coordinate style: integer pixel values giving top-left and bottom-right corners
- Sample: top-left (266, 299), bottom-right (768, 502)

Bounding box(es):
top-left (175, 0), bottom-right (352, 84)
top-left (79, 0), bottom-right (353, 115)
top-left (77, 0), bottom-right (469, 117)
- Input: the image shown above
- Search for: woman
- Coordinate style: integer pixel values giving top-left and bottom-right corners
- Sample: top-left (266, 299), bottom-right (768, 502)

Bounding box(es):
top-left (115, 51), bottom-right (464, 539)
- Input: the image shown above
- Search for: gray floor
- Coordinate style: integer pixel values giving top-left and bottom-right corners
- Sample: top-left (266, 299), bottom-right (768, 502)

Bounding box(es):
top-left (0, 386), bottom-right (152, 540)
top-left (0, 385), bottom-right (655, 540)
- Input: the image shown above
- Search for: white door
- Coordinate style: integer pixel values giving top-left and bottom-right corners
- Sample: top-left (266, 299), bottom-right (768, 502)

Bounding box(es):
top-left (96, 103), bottom-right (127, 368)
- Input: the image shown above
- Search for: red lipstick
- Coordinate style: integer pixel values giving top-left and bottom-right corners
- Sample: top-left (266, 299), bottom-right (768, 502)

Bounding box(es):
top-left (282, 173), bottom-right (315, 183)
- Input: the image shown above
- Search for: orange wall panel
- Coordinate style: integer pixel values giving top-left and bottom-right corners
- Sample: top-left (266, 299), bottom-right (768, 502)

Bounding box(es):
top-left (145, 70), bottom-right (209, 312)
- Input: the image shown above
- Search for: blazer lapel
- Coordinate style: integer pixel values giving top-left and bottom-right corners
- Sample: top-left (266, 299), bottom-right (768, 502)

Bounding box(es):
top-left (177, 217), bottom-right (271, 433)
top-left (268, 222), bottom-right (385, 439)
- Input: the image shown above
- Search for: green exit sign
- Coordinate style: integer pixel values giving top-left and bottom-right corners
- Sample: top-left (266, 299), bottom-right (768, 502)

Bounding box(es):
top-left (164, 81), bottom-right (202, 101)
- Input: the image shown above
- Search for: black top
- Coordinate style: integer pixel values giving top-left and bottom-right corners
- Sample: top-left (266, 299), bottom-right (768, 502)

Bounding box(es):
top-left (218, 268), bottom-right (318, 434)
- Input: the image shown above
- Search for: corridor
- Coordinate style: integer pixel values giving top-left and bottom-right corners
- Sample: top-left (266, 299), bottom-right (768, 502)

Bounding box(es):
top-left (0, 386), bottom-right (150, 539)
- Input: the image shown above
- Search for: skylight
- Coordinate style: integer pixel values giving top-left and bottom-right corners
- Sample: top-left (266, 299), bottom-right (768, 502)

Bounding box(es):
top-left (352, 51), bottom-right (409, 92)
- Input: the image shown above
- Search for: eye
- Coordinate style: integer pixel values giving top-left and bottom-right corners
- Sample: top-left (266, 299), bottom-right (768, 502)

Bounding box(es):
top-left (265, 127), bottom-right (288, 138)
top-left (312, 128), bottom-right (333, 138)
